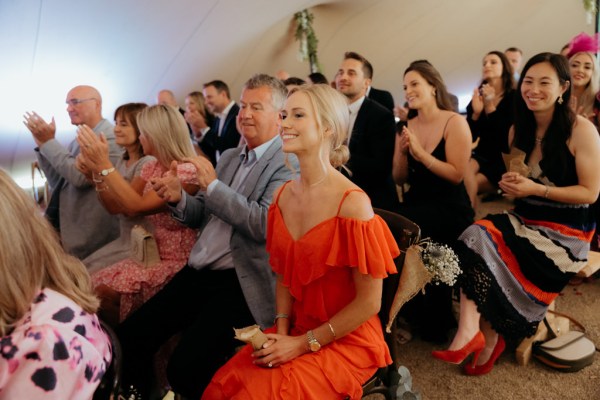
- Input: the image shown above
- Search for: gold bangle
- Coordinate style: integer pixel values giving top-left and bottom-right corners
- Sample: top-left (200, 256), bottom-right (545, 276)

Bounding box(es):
top-left (327, 322), bottom-right (336, 340)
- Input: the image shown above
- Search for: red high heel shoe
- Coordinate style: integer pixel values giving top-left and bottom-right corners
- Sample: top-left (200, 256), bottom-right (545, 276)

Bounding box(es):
top-left (431, 331), bottom-right (485, 365)
top-left (464, 335), bottom-right (505, 376)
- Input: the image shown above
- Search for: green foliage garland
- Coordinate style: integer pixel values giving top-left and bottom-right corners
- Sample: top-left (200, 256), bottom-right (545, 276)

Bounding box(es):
top-left (294, 9), bottom-right (321, 73)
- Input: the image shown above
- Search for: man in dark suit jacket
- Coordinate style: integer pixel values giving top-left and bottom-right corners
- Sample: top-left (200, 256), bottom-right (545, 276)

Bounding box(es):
top-left (197, 80), bottom-right (241, 165)
top-left (367, 86), bottom-right (394, 112)
top-left (335, 51), bottom-right (399, 211)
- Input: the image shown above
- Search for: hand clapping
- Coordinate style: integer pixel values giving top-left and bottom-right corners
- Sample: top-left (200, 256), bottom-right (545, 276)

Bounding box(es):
top-left (76, 125), bottom-right (112, 172)
top-left (23, 111), bottom-right (56, 147)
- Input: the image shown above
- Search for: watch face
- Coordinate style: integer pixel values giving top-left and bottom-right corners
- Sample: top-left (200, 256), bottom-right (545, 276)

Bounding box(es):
top-left (309, 341), bottom-right (321, 352)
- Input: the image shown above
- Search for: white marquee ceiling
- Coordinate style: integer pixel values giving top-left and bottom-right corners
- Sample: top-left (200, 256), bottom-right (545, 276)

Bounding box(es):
top-left (0, 0), bottom-right (593, 186)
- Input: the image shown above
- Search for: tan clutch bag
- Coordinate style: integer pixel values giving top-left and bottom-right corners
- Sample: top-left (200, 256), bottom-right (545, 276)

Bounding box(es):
top-left (233, 325), bottom-right (268, 350)
top-left (130, 225), bottom-right (160, 267)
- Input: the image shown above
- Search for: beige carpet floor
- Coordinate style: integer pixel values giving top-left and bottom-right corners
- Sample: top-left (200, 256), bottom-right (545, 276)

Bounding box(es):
top-left (392, 279), bottom-right (600, 400)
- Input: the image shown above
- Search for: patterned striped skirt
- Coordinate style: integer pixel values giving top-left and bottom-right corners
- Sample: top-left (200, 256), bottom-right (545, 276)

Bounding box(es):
top-left (456, 197), bottom-right (595, 342)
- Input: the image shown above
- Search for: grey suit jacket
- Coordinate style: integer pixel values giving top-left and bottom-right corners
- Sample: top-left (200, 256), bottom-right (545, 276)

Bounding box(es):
top-left (36, 118), bottom-right (121, 260)
top-left (175, 136), bottom-right (297, 328)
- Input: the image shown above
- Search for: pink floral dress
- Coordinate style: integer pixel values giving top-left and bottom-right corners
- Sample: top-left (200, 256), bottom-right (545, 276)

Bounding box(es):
top-left (92, 160), bottom-right (199, 320)
top-left (0, 288), bottom-right (112, 400)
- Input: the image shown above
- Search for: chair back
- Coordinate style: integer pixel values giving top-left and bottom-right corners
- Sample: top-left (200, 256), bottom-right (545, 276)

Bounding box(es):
top-left (360, 209), bottom-right (420, 399)
top-left (93, 320), bottom-right (122, 400)
top-left (373, 208), bottom-right (420, 365)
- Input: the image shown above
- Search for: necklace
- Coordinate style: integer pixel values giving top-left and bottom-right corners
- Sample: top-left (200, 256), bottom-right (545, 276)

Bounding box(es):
top-left (307, 173), bottom-right (328, 188)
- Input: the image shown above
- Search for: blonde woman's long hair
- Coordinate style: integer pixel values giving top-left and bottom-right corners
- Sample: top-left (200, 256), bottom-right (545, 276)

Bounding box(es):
top-left (0, 170), bottom-right (99, 336)
top-left (290, 84), bottom-right (350, 168)
top-left (137, 104), bottom-right (196, 168)
top-left (569, 51), bottom-right (599, 117)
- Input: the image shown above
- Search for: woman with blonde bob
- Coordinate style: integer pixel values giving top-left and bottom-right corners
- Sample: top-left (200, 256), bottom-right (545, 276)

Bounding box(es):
top-left (78, 104), bottom-right (200, 323)
top-left (0, 169), bottom-right (111, 399)
top-left (203, 84), bottom-right (399, 399)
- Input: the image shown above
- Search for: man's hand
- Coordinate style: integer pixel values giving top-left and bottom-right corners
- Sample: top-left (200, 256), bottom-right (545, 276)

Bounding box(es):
top-left (183, 156), bottom-right (217, 191)
top-left (23, 111), bottom-right (56, 147)
top-left (151, 161), bottom-right (183, 204)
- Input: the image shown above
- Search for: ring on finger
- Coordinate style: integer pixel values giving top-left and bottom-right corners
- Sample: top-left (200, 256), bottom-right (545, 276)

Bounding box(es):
top-left (268, 362), bottom-right (273, 368)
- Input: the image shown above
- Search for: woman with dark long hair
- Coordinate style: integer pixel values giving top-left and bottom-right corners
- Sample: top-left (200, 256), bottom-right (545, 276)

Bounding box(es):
top-left (392, 60), bottom-right (474, 343)
top-left (432, 53), bottom-right (600, 375)
top-left (464, 50), bottom-right (516, 206)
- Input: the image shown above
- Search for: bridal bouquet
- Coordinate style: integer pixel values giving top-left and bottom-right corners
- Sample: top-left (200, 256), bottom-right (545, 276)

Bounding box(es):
top-left (420, 241), bottom-right (462, 286)
top-left (386, 238), bottom-right (462, 333)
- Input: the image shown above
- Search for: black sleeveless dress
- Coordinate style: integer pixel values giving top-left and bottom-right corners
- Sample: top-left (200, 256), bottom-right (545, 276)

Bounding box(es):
top-left (398, 134), bottom-right (475, 343)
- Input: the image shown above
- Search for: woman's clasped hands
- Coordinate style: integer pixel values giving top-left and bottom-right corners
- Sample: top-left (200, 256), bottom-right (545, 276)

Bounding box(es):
top-left (498, 171), bottom-right (541, 198)
top-left (251, 333), bottom-right (308, 369)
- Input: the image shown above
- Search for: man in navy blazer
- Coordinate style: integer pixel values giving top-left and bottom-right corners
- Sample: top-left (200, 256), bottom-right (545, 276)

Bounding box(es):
top-left (116, 74), bottom-right (296, 399)
top-left (197, 80), bottom-right (242, 165)
top-left (335, 52), bottom-right (399, 211)
top-left (368, 86), bottom-right (395, 113)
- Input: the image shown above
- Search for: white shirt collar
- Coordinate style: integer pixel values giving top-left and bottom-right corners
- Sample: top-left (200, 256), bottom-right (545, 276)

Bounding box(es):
top-left (218, 100), bottom-right (236, 119)
top-left (348, 96), bottom-right (366, 115)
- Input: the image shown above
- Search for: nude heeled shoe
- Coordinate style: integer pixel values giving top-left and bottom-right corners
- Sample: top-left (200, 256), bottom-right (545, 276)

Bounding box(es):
top-left (431, 331), bottom-right (485, 365)
top-left (463, 336), bottom-right (506, 376)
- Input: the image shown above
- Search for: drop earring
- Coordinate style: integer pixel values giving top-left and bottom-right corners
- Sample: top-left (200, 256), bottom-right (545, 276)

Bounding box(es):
top-left (557, 94), bottom-right (564, 105)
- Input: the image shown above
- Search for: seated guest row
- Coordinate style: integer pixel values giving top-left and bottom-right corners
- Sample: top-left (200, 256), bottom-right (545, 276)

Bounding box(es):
top-left (18, 44), bottom-right (600, 398)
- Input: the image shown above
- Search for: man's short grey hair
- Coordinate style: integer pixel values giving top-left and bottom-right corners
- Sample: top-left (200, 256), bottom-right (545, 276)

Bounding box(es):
top-left (243, 74), bottom-right (288, 110)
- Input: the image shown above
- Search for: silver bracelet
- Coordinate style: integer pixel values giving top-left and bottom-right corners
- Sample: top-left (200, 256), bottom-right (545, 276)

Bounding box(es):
top-left (274, 313), bottom-right (289, 324)
top-left (426, 157), bottom-right (435, 169)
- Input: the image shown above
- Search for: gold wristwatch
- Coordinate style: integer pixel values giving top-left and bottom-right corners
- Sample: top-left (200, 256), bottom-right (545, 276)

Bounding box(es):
top-left (307, 330), bottom-right (321, 352)
top-left (100, 167), bottom-right (115, 176)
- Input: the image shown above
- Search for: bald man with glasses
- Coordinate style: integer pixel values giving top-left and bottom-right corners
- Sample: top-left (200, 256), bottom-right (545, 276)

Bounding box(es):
top-left (23, 85), bottom-right (121, 260)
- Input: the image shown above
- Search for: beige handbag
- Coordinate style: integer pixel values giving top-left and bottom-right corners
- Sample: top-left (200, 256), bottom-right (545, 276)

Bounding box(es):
top-left (130, 225), bottom-right (160, 267)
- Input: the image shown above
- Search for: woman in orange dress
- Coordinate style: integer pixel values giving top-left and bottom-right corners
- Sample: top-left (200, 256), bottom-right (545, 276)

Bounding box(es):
top-left (202, 84), bottom-right (400, 399)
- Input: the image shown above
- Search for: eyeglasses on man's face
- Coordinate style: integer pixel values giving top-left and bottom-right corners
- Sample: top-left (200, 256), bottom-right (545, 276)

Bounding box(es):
top-left (66, 98), bottom-right (97, 106)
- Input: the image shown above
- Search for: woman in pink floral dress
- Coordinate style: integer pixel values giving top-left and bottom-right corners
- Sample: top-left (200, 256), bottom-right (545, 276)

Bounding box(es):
top-left (0, 170), bottom-right (111, 400)
top-left (78, 105), bottom-right (200, 322)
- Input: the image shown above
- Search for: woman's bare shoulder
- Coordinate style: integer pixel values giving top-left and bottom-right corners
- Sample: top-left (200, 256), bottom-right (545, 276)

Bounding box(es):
top-left (336, 182), bottom-right (375, 221)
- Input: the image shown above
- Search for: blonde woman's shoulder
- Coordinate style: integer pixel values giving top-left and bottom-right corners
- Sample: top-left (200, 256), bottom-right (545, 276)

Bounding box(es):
top-left (337, 184), bottom-right (374, 221)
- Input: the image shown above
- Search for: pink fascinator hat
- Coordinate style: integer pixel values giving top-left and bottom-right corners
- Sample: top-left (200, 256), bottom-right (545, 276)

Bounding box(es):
top-left (566, 32), bottom-right (600, 59)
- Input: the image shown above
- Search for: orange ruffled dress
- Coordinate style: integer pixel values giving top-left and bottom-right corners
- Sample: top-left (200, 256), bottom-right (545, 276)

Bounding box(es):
top-left (206, 188), bottom-right (399, 399)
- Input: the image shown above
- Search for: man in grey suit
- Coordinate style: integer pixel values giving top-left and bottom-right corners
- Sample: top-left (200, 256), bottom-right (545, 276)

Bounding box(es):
top-left (23, 85), bottom-right (120, 259)
top-left (117, 74), bottom-right (296, 399)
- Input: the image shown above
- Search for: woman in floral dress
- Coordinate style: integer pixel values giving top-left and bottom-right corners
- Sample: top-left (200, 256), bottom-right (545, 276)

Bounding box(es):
top-left (78, 105), bottom-right (200, 322)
